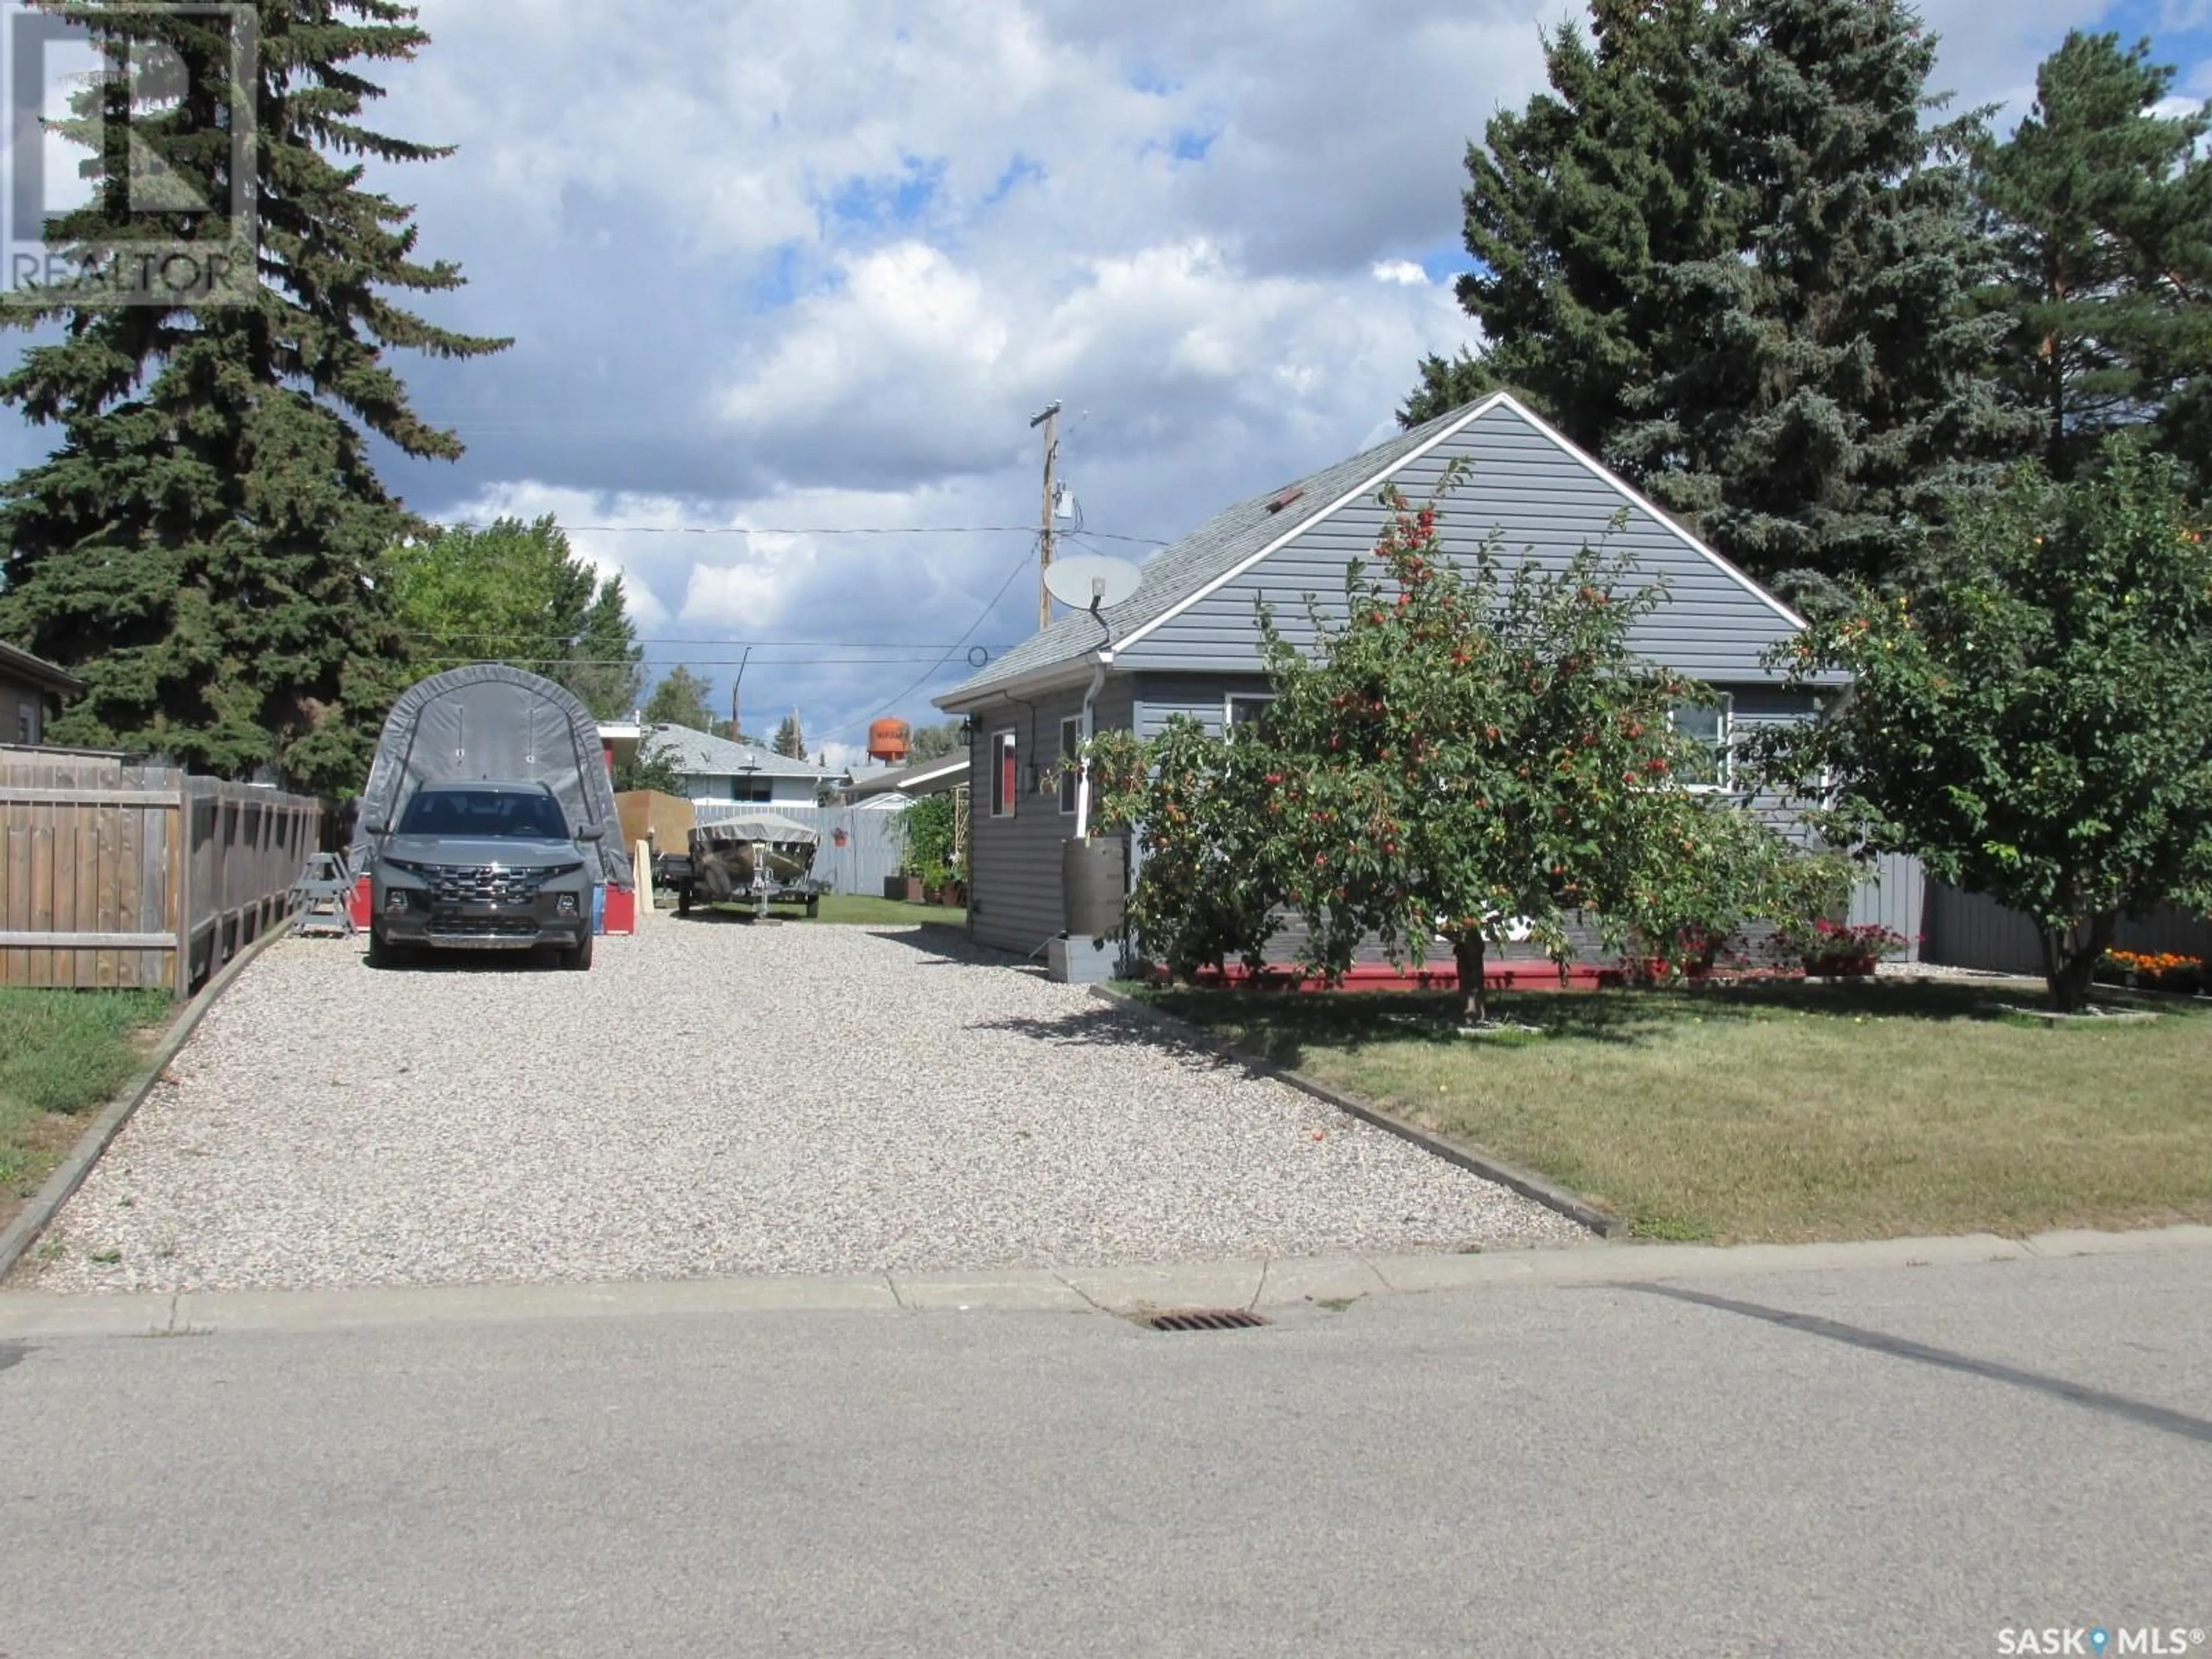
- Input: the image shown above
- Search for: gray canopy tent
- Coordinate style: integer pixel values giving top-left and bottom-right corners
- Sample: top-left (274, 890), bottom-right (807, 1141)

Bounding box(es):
top-left (350, 664), bottom-right (633, 888)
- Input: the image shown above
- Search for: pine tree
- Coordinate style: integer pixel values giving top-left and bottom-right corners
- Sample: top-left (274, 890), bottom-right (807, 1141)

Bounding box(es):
top-left (1972, 32), bottom-right (2212, 482)
top-left (772, 712), bottom-right (806, 759)
top-left (0, 1), bottom-right (506, 794)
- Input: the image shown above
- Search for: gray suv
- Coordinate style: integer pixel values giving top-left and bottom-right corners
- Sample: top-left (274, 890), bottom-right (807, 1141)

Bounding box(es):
top-left (365, 782), bottom-right (601, 970)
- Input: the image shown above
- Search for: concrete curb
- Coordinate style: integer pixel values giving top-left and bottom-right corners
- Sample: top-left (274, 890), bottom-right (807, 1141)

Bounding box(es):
top-left (3, 1225), bottom-right (2206, 1339)
top-left (0, 923), bottom-right (294, 1286)
top-left (1087, 983), bottom-right (1624, 1237)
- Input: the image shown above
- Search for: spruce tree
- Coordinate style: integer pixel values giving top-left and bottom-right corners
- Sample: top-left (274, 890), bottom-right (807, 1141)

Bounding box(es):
top-left (0, 1), bottom-right (506, 794)
top-left (1635, 0), bottom-right (2022, 600)
top-left (1400, 0), bottom-right (1744, 443)
top-left (772, 713), bottom-right (806, 760)
top-left (1972, 32), bottom-right (2212, 483)
top-left (1411, 0), bottom-right (2021, 600)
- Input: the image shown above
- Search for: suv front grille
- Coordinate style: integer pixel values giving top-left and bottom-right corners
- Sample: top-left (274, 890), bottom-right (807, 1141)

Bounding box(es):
top-left (423, 865), bottom-right (550, 907)
top-left (429, 911), bottom-right (541, 940)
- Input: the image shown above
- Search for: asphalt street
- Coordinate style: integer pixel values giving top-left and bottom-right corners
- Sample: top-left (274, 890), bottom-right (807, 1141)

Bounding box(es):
top-left (2, 1249), bottom-right (2207, 1658)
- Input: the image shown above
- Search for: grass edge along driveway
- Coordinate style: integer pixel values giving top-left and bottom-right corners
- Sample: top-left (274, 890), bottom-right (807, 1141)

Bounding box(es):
top-left (1139, 980), bottom-right (2212, 1244)
top-left (0, 987), bottom-right (171, 1236)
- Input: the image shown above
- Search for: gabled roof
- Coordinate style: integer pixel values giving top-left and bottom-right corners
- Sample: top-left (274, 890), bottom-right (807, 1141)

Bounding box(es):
top-left (0, 638), bottom-right (84, 694)
top-left (647, 723), bottom-right (838, 781)
top-left (935, 393), bottom-right (1809, 708)
top-left (846, 752), bottom-right (968, 800)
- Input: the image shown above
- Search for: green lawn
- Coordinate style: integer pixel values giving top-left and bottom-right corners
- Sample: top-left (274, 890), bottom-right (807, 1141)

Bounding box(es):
top-left (1140, 980), bottom-right (2212, 1244)
top-left (0, 987), bottom-right (171, 1233)
top-left (678, 893), bottom-right (967, 928)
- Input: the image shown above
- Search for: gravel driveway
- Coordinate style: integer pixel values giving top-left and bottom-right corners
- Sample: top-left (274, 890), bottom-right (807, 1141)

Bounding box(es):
top-left (32, 922), bottom-right (1588, 1291)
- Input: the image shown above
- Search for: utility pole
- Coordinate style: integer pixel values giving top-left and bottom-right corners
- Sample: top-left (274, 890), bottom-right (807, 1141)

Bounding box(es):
top-left (1031, 400), bottom-right (1061, 631)
top-left (729, 644), bottom-right (753, 742)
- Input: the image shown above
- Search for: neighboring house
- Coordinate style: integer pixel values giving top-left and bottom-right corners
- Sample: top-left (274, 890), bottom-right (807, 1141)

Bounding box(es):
top-left (0, 640), bottom-right (83, 747)
top-left (646, 722), bottom-right (843, 805)
top-left (934, 392), bottom-right (1842, 961)
top-left (844, 751), bottom-right (969, 809)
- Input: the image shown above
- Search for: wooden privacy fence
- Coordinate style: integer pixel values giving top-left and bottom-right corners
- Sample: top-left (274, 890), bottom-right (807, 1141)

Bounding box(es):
top-left (0, 751), bottom-right (325, 995)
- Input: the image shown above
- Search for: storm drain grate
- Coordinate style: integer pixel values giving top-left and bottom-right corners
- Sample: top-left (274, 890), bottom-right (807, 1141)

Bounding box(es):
top-left (1141, 1309), bottom-right (1271, 1332)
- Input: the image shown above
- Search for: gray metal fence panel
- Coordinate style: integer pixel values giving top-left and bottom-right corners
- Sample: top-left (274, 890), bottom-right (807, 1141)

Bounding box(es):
top-left (691, 803), bottom-right (907, 896)
top-left (1846, 852), bottom-right (1927, 963)
top-left (1922, 882), bottom-right (2212, 975)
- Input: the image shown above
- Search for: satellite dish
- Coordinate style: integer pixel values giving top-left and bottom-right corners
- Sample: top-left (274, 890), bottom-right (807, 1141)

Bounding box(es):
top-left (1046, 554), bottom-right (1141, 615)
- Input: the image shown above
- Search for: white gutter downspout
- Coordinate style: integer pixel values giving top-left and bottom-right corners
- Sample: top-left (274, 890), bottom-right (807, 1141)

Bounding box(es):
top-left (1072, 650), bottom-right (1111, 839)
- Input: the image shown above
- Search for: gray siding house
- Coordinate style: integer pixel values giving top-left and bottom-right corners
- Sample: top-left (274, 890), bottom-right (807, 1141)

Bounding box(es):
top-left (649, 724), bottom-right (842, 806)
top-left (935, 393), bottom-right (1837, 961)
top-left (0, 640), bottom-right (82, 748)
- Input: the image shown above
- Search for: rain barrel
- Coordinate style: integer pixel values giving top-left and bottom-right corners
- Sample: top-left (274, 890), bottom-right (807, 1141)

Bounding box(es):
top-left (1062, 838), bottom-right (1127, 938)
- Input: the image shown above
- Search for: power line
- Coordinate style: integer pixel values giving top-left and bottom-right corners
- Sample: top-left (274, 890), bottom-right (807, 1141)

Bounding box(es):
top-left (814, 539), bottom-right (1041, 745)
top-left (432, 521), bottom-right (1169, 547)
top-left (399, 632), bottom-right (987, 650)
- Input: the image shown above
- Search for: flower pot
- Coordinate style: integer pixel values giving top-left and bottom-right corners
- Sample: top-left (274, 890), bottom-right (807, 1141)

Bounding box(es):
top-left (884, 875), bottom-right (924, 903)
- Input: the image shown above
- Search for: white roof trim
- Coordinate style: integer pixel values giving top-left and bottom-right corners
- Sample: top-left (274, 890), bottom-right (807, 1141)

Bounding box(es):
top-left (1487, 393), bottom-right (1809, 632)
top-left (1106, 393), bottom-right (1513, 657)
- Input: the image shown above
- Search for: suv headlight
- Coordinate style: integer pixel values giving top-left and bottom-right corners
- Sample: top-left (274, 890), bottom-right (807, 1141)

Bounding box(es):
top-left (543, 862), bottom-right (586, 878)
top-left (382, 858), bottom-right (431, 877)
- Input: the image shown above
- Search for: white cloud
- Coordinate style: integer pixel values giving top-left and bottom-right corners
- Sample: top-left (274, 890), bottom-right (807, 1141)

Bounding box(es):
top-left (1372, 260), bottom-right (1430, 286)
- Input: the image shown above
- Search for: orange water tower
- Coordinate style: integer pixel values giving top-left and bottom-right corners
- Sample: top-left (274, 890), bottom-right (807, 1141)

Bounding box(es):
top-left (868, 719), bottom-right (911, 766)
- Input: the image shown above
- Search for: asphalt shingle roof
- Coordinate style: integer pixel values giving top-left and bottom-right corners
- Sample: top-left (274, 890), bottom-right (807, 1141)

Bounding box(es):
top-left (647, 724), bottom-right (838, 780)
top-left (938, 403), bottom-right (1471, 707)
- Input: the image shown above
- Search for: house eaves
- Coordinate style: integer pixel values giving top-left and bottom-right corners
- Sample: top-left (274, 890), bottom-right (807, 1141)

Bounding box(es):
top-left (0, 638), bottom-right (85, 694)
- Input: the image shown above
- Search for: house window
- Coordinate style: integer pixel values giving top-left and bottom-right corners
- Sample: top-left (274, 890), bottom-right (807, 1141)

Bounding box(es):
top-left (15, 700), bottom-right (35, 746)
top-left (729, 777), bottom-right (774, 802)
top-left (1226, 694), bottom-right (1275, 736)
top-left (1058, 717), bottom-right (1081, 815)
top-left (990, 730), bottom-right (1017, 818)
top-left (1671, 695), bottom-right (1734, 790)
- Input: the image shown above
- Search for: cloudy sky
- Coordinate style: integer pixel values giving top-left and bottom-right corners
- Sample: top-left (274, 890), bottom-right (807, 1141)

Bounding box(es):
top-left (7, 0), bottom-right (2209, 768)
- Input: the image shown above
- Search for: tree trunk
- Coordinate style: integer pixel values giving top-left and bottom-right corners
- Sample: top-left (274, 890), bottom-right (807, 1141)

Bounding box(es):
top-left (1453, 933), bottom-right (1488, 1025)
top-left (2040, 911), bottom-right (2116, 1013)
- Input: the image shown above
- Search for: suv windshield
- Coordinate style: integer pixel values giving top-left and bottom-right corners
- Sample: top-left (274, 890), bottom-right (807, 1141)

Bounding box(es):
top-left (396, 789), bottom-right (570, 840)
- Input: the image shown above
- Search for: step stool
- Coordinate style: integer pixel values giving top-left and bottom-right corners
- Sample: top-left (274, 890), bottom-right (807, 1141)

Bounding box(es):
top-left (289, 852), bottom-right (358, 937)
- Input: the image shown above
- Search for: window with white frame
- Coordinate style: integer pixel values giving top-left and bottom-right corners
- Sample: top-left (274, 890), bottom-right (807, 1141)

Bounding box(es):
top-left (1058, 717), bottom-right (1081, 815)
top-left (990, 729), bottom-right (1017, 818)
top-left (1225, 693), bottom-right (1275, 736)
top-left (728, 777), bottom-right (774, 802)
top-left (1671, 694), bottom-right (1734, 789)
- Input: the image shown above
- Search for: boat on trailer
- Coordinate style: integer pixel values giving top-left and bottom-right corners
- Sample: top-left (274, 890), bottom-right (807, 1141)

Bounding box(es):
top-left (662, 812), bottom-right (824, 916)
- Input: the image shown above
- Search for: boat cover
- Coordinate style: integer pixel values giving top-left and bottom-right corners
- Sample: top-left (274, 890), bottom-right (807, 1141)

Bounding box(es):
top-left (696, 812), bottom-right (822, 846)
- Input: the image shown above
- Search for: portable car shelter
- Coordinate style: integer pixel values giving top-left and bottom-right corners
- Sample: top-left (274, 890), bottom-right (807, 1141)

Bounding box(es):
top-left (349, 663), bottom-right (634, 892)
